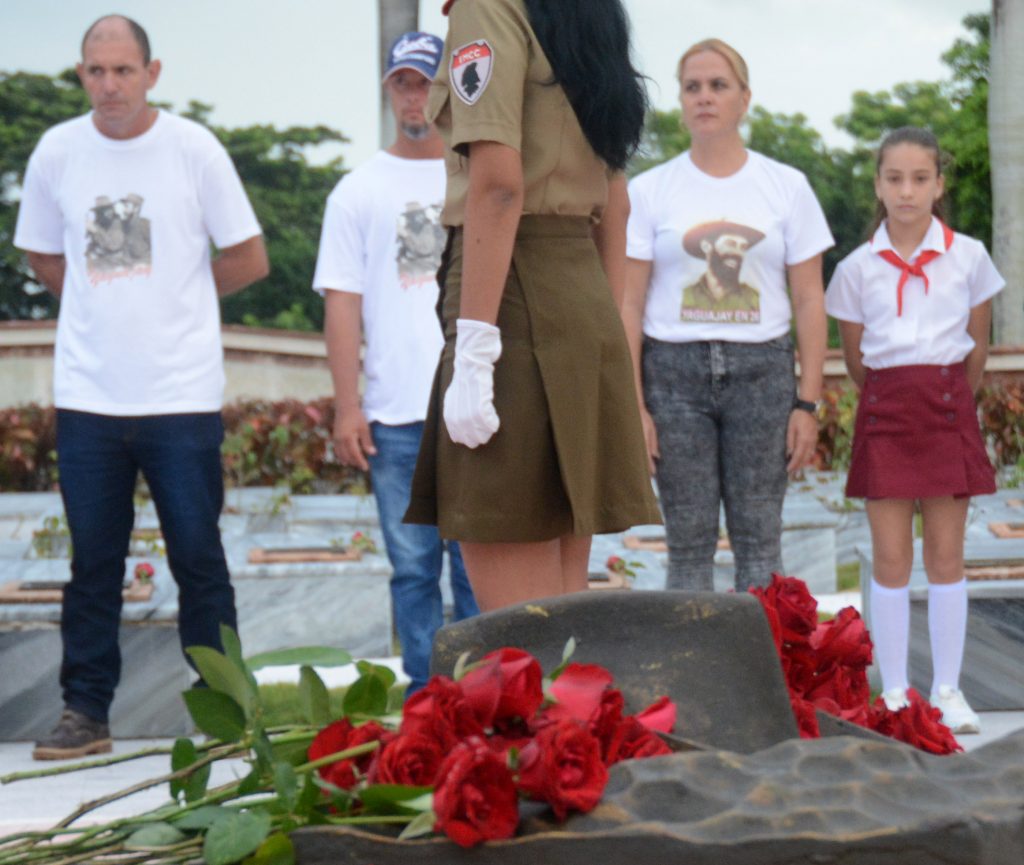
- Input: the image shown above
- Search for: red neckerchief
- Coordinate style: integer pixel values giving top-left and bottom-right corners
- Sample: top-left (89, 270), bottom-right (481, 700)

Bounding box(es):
top-left (442, 0), bottom-right (457, 14)
top-left (876, 222), bottom-right (954, 316)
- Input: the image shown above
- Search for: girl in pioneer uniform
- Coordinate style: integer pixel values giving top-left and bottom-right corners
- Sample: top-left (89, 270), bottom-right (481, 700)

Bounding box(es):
top-left (826, 126), bottom-right (1004, 734)
top-left (406, 0), bottom-right (660, 610)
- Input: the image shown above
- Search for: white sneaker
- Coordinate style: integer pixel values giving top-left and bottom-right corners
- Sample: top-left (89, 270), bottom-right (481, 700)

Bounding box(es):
top-left (881, 687), bottom-right (910, 711)
top-left (930, 685), bottom-right (981, 734)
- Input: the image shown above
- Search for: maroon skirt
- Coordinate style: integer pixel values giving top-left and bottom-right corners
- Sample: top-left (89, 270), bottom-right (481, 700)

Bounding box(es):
top-left (845, 363), bottom-right (995, 500)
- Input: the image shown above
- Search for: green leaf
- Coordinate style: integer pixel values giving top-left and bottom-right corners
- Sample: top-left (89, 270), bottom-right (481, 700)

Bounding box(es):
top-left (253, 730), bottom-right (275, 775)
top-left (203, 811), bottom-right (272, 865)
top-left (237, 767), bottom-right (262, 797)
top-left (124, 822), bottom-right (187, 849)
top-left (170, 738), bottom-right (211, 802)
top-left (182, 689), bottom-right (247, 743)
top-left (547, 636), bottom-right (579, 683)
top-left (359, 784), bottom-right (433, 814)
top-left (187, 645), bottom-right (255, 716)
top-left (273, 761), bottom-right (298, 813)
top-left (220, 625), bottom-right (260, 690)
top-left (342, 673), bottom-right (388, 718)
top-left (271, 735), bottom-right (314, 767)
top-left (355, 660), bottom-right (396, 689)
top-left (246, 832), bottom-right (294, 865)
top-left (293, 774), bottom-right (320, 818)
top-left (172, 805), bottom-right (227, 830)
top-left (398, 809), bottom-right (437, 841)
top-left (246, 646), bottom-right (352, 670)
top-left (298, 665), bottom-right (330, 727)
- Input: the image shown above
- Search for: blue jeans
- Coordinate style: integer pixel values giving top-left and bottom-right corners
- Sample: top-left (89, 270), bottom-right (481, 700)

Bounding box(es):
top-left (368, 421), bottom-right (478, 694)
top-left (642, 336), bottom-right (795, 592)
top-left (56, 410), bottom-right (237, 723)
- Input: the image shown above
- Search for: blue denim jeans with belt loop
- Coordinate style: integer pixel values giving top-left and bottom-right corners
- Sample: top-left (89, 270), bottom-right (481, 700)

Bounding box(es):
top-left (368, 421), bottom-right (478, 695)
top-left (642, 336), bottom-right (796, 592)
top-left (56, 409), bottom-right (237, 723)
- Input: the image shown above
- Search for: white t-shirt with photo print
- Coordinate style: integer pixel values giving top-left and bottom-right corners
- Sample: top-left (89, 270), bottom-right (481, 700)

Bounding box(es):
top-left (627, 150), bottom-right (834, 343)
top-left (14, 110), bottom-right (261, 415)
top-left (313, 151), bottom-right (446, 425)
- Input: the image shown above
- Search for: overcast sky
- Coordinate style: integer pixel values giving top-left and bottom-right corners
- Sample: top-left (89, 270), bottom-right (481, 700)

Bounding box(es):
top-left (2, 0), bottom-right (985, 166)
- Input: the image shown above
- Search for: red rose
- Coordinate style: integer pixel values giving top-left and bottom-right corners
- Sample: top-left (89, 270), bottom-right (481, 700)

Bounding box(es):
top-left (546, 663), bottom-right (614, 723)
top-left (588, 689), bottom-right (625, 759)
top-left (308, 719), bottom-right (389, 790)
top-left (517, 719), bottom-right (609, 820)
top-left (433, 736), bottom-right (519, 848)
top-left (789, 694), bottom-right (821, 739)
top-left (401, 675), bottom-right (484, 750)
top-left (370, 731), bottom-right (443, 787)
top-left (781, 644), bottom-right (819, 696)
top-left (634, 695), bottom-right (676, 734)
top-left (750, 574), bottom-right (817, 645)
top-left (460, 648), bottom-right (544, 728)
top-left (804, 663), bottom-right (870, 718)
top-left (603, 715), bottom-right (673, 764)
top-left (868, 689), bottom-right (962, 755)
top-left (810, 607), bottom-right (873, 670)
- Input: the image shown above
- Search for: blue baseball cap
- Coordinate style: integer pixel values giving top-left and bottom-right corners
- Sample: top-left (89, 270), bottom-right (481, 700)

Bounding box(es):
top-left (384, 31), bottom-right (444, 82)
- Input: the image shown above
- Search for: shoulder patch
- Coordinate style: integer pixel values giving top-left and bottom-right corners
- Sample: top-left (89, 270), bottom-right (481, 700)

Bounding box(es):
top-left (450, 40), bottom-right (493, 106)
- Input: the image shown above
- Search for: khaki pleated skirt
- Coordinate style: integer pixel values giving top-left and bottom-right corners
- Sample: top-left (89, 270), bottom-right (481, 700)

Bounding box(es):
top-left (405, 215), bottom-right (662, 542)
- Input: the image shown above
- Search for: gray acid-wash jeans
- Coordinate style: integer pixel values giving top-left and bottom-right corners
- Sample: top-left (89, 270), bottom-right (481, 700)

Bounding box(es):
top-left (642, 335), bottom-right (796, 592)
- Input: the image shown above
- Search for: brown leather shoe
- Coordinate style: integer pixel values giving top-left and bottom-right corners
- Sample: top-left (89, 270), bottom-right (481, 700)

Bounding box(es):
top-left (32, 708), bottom-right (113, 760)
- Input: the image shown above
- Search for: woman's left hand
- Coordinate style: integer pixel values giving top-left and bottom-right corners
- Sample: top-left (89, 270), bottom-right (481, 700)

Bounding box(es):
top-left (786, 409), bottom-right (818, 474)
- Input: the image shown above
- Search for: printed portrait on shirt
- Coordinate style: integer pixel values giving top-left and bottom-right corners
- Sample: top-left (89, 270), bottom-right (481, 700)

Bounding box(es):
top-left (680, 220), bottom-right (765, 324)
top-left (396, 200), bottom-right (445, 289)
top-left (85, 193), bottom-right (152, 284)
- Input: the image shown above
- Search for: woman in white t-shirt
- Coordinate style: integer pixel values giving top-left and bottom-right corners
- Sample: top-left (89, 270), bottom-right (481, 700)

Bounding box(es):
top-left (623, 38), bottom-right (833, 592)
top-left (826, 126), bottom-right (1003, 735)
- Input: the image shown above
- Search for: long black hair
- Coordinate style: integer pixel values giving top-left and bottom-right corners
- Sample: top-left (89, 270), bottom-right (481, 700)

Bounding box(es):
top-left (522, 0), bottom-right (648, 171)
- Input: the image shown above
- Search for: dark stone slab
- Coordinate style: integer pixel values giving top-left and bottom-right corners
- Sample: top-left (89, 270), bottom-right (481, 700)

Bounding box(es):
top-left (293, 731), bottom-right (1024, 865)
top-left (430, 590), bottom-right (798, 753)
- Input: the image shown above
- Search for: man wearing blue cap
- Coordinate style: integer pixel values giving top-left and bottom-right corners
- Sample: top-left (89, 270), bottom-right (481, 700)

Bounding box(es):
top-left (314, 32), bottom-right (478, 696)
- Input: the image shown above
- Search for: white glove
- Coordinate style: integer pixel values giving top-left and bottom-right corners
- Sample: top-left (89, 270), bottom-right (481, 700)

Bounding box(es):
top-left (443, 318), bottom-right (502, 448)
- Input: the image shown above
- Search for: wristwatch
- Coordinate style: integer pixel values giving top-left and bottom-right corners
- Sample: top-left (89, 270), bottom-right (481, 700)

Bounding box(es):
top-left (793, 397), bottom-right (820, 414)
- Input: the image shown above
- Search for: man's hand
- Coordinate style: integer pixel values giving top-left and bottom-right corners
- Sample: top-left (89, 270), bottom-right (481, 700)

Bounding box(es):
top-left (333, 405), bottom-right (376, 472)
top-left (786, 408), bottom-right (818, 475)
top-left (443, 318), bottom-right (502, 448)
top-left (639, 405), bottom-right (660, 476)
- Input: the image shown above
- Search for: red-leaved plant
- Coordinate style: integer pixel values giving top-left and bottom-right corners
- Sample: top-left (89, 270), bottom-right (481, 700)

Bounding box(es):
top-left (306, 647), bottom-right (675, 847)
top-left (749, 573), bottom-right (961, 755)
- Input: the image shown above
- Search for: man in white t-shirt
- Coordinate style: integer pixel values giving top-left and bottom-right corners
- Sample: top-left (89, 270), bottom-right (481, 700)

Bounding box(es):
top-left (14, 15), bottom-right (268, 759)
top-left (314, 32), bottom-right (478, 696)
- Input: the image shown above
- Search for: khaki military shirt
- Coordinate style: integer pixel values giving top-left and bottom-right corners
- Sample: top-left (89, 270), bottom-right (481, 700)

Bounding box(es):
top-left (429, 0), bottom-right (611, 226)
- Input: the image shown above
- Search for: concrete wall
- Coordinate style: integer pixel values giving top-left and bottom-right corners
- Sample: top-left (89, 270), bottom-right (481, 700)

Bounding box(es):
top-left (0, 322), bottom-right (334, 407)
top-left (2, 320), bottom-right (1022, 409)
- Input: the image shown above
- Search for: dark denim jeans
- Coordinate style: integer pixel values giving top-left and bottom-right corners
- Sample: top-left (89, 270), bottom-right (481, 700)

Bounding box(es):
top-left (56, 410), bottom-right (236, 723)
top-left (642, 336), bottom-right (795, 592)
top-left (369, 422), bottom-right (478, 695)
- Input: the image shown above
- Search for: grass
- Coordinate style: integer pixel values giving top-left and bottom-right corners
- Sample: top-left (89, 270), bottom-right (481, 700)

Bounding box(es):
top-left (256, 682), bottom-right (407, 726)
top-left (837, 561), bottom-right (860, 593)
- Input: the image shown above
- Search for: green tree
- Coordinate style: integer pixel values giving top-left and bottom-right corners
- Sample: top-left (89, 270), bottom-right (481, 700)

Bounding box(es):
top-left (835, 14), bottom-right (991, 248)
top-left (0, 70), bottom-right (89, 319)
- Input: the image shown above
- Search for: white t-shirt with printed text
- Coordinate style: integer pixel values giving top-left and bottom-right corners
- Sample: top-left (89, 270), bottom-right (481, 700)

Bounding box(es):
top-left (14, 110), bottom-right (261, 415)
top-left (627, 150), bottom-right (834, 343)
top-left (826, 217), bottom-right (1004, 368)
top-left (313, 151), bottom-right (446, 425)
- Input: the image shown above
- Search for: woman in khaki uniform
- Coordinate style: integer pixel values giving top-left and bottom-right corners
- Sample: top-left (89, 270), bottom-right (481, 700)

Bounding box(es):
top-left (406, 0), bottom-right (661, 610)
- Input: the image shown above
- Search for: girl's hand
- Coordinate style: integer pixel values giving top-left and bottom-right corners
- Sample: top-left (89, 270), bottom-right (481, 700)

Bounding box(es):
top-left (786, 408), bottom-right (818, 474)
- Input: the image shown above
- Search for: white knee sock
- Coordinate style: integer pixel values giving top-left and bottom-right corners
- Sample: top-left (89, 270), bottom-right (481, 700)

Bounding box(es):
top-left (928, 578), bottom-right (968, 694)
top-left (870, 580), bottom-right (910, 693)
